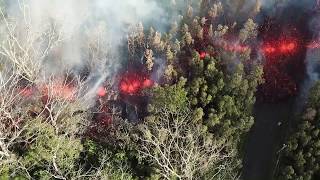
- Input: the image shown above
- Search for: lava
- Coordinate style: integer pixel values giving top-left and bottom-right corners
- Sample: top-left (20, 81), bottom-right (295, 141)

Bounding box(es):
top-left (97, 87), bottom-right (106, 97)
top-left (279, 42), bottom-right (296, 53)
top-left (259, 38), bottom-right (301, 101)
top-left (261, 39), bottom-right (320, 57)
top-left (119, 73), bottom-right (154, 95)
top-left (263, 45), bottom-right (276, 54)
top-left (19, 83), bottom-right (108, 101)
top-left (262, 39), bottom-right (298, 57)
top-left (142, 79), bottom-right (153, 88)
top-left (19, 87), bottom-right (34, 97)
top-left (40, 84), bottom-right (76, 101)
top-left (199, 51), bottom-right (207, 59)
top-left (262, 40), bottom-right (320, 55)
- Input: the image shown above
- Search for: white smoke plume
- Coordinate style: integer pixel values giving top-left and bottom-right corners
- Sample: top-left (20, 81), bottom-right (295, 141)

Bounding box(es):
top-left (0, 0), bottom-right (169, 103)
top-left (301, 12), bottom-right (320, 104)
top-left (5, 0), bottom-right (166, 70)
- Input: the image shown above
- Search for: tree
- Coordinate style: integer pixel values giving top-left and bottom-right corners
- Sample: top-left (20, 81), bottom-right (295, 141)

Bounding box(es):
top-left (0, 1), bottom-right (266, 179)
top-left (20, 118), bottom-right (83, 179)
top-left (0, 3), bottom-right (63, 82)
top-left (169, 2), bottom-right (263, 177)
top-left (138, 106), bottom-right (235, 179)
top-left (0, 74), bottom-right (28, 178)
top-left (148, 78), bottom-right (188, 113)
top-left (276, 82), bottom-right (320, 180)
top-left (239, 19), bottom-right (258, 43)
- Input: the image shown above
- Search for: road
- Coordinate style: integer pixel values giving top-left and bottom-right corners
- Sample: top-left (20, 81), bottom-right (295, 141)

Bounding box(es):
top-left (242, 99), bottom-right (295, 180)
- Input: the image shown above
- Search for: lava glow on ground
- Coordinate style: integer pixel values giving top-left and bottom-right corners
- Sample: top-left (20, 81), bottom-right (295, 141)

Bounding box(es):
top-left (198, 38), bottom-right (320, 61)
top-left (19, 84), bottom-right (76, 101)
top-left (199, 51), bottom-right (207, 59)
top-left (262, 38), bottom-right (299, 57)
top-left (257, 36), bottom-right (318, 101)
top-left (19, 84), bottom-right (107, 101)
top-left (96, 87), bottom-right (107, 97)
top-left (119, 73), bottom-right (154, 95)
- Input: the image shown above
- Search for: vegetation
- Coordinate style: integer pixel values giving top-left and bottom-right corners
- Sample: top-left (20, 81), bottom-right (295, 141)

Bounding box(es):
top-left (0, 1), bottom-right (266, 179)
top-left (277, 82), bottom-right (320, 180)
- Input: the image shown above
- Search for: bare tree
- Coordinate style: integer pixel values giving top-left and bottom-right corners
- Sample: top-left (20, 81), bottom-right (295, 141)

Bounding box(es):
top-left (0, 69), bottom-right (38, 179)
top-left (13, 75), bottom-right (95, 179)
top-left (0, 74), bottom-right (24, 161)
top-left (0, 71), bottom-right (96, 178)
top-left (137, 107), bottom-right (236, 179)
top-left (0, 1), bottom-right (63, 82)
top-left (40, 75), bottom-right (91, 133)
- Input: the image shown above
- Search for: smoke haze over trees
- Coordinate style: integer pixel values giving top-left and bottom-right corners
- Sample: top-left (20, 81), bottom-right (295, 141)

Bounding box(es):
top-left (0, 0), bottom-right (319, 180)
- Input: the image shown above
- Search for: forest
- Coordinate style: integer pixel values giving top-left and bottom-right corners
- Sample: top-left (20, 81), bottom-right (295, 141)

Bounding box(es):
top-left (0, 0), bottom-right (319, 180)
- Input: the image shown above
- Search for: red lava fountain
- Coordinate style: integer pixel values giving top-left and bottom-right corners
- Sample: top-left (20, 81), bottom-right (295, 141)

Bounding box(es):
top-left (258, 36), bottom-right (306, 101)
top-left (96, 87), bottom-right (106, 97)
top-left (262, 39), bottom-right (298, 57)
top-left (119, 73), bottom-right (154, 95)
top-left (199, 52), bottom-right (207, 59)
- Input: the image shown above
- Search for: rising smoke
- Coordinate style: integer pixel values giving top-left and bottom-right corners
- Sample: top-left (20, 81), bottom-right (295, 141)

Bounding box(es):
top-left (299, 11), bottom-right (320, 108)
top-left (257, 0), bottom-right (319, 102)
top-left (0, 0), bottom-right (172, 104)
top-left (1, 0), bottom-right (319, 105)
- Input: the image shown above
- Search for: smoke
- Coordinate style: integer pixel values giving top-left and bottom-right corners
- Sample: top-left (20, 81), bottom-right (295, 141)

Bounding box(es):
top-left (308, 13), bottom-right (320, 81)
top-left (255, 0), bottom-right (320, 109)
top-left (1, 0), bottom-right (170, 104)
top-left (151, 58), bottom-right (167, 83)
top-left (300, 12), bottom-right (320, 106)
top-left (7, 0), bottom-right (166, 67)
top-left (259, 0), bottom-right (315, 9)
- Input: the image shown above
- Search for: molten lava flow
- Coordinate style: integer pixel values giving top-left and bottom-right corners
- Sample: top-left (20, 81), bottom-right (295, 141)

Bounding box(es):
top-left (259, 37), bottom-right (306, 102)
top-left (119, 73), bottom-right (154, 95)
top-left (97, 87), bottom-right (106, 97)
top-left (142, 79), bottom-right (153, 88)
top-left (41, 84), bottom-right (76, 101)
top-left (262, 39), bottom-right (298, 57)
top-left (262, 39), bottom-right (320, 56)
top-left (19, 82), bottom-right (110, 101)
top-left (19, 87), bottom-right (34, 97)
top-left (199, 52), bottom-right (207, 59)
top-left (18, 84), bottom-right (75, 101)
top-left (263, 46), bottom-right (276, 54)
top-left (279, 41), bottom-right (297, 53)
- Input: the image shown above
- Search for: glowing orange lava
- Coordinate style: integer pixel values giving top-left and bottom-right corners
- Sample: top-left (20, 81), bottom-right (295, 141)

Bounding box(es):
top-left (142, 79), bottom-right (153, 88)
top-left (199, 52), bottom-right (207, 59)
top-left (262, 39), bottom-right (298, 56)
top-left (40, 84), bottom-right (76, 100)
top-left (263, 46), bottom-right (276, 54)
top-left (119, 73), bottom-right (154, 95)
top-left (97, 87), bottom-right (106, 97)
top-left (279, 42), bottom-right (297, 53)
top-left (19, 87), bottom-right (34, 97)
